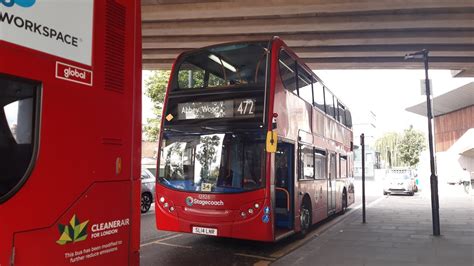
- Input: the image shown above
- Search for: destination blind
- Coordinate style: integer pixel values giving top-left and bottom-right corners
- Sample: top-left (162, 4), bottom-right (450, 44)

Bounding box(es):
top-left (177, 98), bottom-right (256, 120)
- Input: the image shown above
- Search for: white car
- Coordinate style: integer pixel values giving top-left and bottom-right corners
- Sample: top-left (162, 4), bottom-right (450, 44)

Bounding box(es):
top-left (141, 166), bottom-right (156, 213)
top-left (383, 172), bottom-right (416, 196)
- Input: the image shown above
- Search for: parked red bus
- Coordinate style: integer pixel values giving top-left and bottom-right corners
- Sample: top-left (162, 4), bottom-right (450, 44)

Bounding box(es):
top-left (0, 1), bottom-right (142, 265)
top-left (155, 37), bottom-right (354, 241)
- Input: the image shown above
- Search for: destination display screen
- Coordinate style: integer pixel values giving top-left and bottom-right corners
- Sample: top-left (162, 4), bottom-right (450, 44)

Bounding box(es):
top-left (177, 98), bottom-right (256, 120)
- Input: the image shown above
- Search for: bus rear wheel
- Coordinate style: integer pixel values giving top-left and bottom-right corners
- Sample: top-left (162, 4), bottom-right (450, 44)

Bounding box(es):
top-left (341, 190), bottom-right (348, 214)
top-left (298, 200), bottom-right (311, 238)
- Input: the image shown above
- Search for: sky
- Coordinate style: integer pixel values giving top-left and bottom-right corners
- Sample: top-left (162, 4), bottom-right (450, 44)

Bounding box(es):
top-left (142, 69), bottom-right (473, 138)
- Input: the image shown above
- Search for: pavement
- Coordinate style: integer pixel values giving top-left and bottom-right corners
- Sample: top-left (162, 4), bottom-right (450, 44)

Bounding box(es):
top-left (273, 184), bottom-right (474, 266)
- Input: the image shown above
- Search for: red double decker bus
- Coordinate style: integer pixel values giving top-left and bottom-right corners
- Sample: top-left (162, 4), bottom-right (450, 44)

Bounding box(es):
top-left (0, 1), bottom-right (142, 265)
top-left (155, 37), bottom-right (354, 241)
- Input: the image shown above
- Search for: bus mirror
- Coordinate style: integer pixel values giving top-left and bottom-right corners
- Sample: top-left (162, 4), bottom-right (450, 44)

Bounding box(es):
top-left (266, 131), bottom-right (278, 153)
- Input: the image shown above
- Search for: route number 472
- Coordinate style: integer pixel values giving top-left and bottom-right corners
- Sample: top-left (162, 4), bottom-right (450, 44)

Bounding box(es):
top-left (236, 99), bottom-right (255, 116)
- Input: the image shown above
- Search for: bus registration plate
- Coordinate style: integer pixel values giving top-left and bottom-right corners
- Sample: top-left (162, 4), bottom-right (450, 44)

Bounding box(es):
top-left (192, 226), bottom-right (217, 236)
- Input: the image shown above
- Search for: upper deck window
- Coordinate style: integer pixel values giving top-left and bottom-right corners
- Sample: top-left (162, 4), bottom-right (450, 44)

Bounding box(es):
top-left (324, 88), bottom-right (336, 119)
top-left (175, 42), bottom-right (268, 90)
top-left (313, 80), bottom-right (325, 113)
top-left (0, 75), bottom-right (39, 202)
top-left (279, 50), bottom-right (297, 94)
top-left (337, 102), bottom-right (346, 125)
top-left (297, 66), bottom-right (313, 104)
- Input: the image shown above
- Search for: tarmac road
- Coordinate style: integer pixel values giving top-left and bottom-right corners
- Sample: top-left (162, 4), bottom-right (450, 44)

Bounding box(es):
top-left (139, 178), bottom-right (384, 266)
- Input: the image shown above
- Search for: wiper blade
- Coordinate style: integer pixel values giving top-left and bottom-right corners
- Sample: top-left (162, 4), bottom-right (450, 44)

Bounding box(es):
top-left (200, 126), bottom-right (220, 132)
top-left (164, 128), bottom-right (184, 133)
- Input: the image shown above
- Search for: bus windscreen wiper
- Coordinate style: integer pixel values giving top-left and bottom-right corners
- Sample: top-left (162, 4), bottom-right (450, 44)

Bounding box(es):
top-left (200, 126), bottom-right (220, 132)
top-left (164, 128), bottom-right (184, 133)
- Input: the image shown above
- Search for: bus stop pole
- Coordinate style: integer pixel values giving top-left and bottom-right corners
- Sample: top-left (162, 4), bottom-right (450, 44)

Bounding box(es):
top-left (405, 49), bottom-right (440, 236)
top-left (423, 51), bottom-right (441, 236)
top-left (361, 134), bottom-right (366, 224)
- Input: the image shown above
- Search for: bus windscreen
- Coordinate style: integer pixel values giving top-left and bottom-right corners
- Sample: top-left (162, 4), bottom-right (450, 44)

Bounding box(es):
top-left (159, 132), bottom-right (265, 193)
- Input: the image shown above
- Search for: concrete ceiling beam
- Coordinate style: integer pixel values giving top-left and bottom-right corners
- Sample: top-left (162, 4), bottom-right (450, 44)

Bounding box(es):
top-left (142, 31), bottom-right (474, 49)
top-left (142, 0), bottom-right (474, 22)
top-left (141, 13), bottom-right (473, 36)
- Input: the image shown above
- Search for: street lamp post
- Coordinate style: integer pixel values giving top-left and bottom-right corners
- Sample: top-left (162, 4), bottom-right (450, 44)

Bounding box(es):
top-left (404, 50), bottom-right (441, 236)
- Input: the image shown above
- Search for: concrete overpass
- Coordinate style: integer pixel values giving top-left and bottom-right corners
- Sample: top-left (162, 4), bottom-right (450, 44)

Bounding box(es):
top-left (141, 0), bottom-right (474, 76)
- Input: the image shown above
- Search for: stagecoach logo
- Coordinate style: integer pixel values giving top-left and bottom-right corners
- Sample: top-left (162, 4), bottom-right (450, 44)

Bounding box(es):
top-left (0, 0), bottom-right (35, 8)
top-left (185, 196), bottom-right (224, 207)
top-left (185, 196), bottom-right (194, 207)
top-left (56, 214), bottom-right (89, 245)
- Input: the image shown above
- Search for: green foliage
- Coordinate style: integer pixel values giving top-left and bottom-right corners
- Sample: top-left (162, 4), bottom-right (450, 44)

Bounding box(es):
top-left (143, 69), bottom-right (218, 141)
top-left (143, 71), bottom-right (170, 141)
top-left (375, 126), bottom-right (426, 168)
top-left (375, 132), bottom-right (403, 168)
top-left (398, 125), bottom-right (426, 167)
top-left (195, 135), bottom-right (221, 181)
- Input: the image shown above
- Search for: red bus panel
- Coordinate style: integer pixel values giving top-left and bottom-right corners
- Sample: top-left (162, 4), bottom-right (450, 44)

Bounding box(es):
top-left (0, 1), bottom-right (142, 265)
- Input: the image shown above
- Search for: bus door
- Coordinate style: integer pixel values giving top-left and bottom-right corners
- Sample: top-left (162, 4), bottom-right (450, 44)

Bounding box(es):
top-left (328, 153), bottom-right (337, 214)
top-left (274, 142), bottom-right (294, 233)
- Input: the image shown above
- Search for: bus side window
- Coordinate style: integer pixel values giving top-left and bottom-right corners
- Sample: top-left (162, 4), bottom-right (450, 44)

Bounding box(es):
top-left (313, 81), bottom-right (325, 112)
top-left (279, 50), bottom-right (297, 95)
top-left (297, 65), bottom-right (313, 104)
top-left (314, 149), bottom-right (326, 179)
top-left (299, 145), bottom-right (314, 180)
top-left (337, 102), bottom-right (346, 125)
top-left (324, 88), bottom-right (336, 119)
top-left (340, 155), bottom-right (347, 178)
top-left (345, 109), bottom-right (353, 128)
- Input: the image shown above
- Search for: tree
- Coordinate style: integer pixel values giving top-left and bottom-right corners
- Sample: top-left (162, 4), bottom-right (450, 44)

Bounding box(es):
top-left (398, 125), bottom-right (426, 167)
top-left (375, 132), bottom-right (403, 168)
top-left (143, 69), bottom-right (212, 141)
top-left (143, 71), bottom-right (170, 141)
top-left (195, 135), bottom-right (221, 181)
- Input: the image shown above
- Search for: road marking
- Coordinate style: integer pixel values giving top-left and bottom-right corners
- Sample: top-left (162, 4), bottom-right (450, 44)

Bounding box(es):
top-left (270, 196), bottom-right (386, 258)
top-left (156, 233), bottom-right (183, 242)
top-left (140, 233), bottom-right (183, 247)
top-left (153, 242), bottom-right (192, 249)
top-left (234, 253), bottom-right (276, 261)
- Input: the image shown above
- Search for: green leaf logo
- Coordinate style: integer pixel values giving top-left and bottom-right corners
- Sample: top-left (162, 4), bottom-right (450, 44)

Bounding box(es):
top-left (56, 215), bottom-right (89, 245)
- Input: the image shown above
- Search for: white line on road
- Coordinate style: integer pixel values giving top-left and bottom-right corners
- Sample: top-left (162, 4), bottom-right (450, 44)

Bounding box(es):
top-left (152, 242), bottom-right (192, 249)
top-left (140, 233), bottom-right (183, 247)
